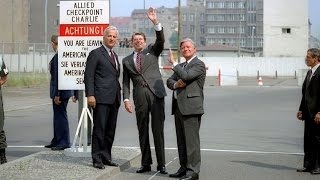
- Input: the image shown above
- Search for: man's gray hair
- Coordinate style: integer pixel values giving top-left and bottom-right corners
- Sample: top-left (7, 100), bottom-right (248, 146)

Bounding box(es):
top-left (180, 38), bottom-right (196, 48)
top-left (308, 48), bottom-right (320, 62)
top-left (104, 26), bottom-right (119, 36)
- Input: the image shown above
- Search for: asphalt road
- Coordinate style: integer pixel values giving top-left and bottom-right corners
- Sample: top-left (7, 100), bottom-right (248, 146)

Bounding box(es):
top-left (2, 78), bottom-right (319, 179)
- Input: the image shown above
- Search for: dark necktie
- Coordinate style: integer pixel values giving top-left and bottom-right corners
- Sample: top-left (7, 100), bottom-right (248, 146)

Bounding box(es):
top-left (183, 62), bottom-right (188, 69)
top-left (109, 50), bottom-right (116, 67)
top-left (136, 51), bottom-right (141, 72)
top-left (306, 69), bottom-right (312, 86)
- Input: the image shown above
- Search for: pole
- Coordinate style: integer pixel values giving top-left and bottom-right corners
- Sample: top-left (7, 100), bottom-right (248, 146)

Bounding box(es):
top-left (177, 0), bottom-right (181, 62)
top-left (238, 14), bottom-right (241, 57)
top-left (251, 26), bottom-right (255, 51)
top-left (45, 0), bottom-right (48, 45)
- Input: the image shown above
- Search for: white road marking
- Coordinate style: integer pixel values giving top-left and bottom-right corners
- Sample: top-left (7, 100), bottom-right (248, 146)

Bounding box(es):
top-left (8, 145), bottom-right (303, 155)
top-left (5, 103), bottom-right (50, 112)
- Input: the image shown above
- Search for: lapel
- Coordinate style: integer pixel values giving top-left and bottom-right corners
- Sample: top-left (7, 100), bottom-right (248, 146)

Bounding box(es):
top-left (184, 56), bottom-right (198, 70)
top-left (309, 66), bottom-right (320, 85)
top-left (128, 53), bottom-right (139, 72)
top-left (140, 49), bottom-right (148, 72)
top-left (100, 46), bottom-right (117, 71)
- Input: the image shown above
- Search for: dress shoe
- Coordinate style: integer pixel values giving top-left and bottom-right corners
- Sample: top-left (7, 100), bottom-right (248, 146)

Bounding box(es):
top-left (180, 173), bottom-right (199, 180)
top-left (169, 167), bottom-right (187, 178)
top-left (157, 165), bottom-right (168, 174)
top-left (310, 168), bottom-right (320, 174)
top-left (297, 167), bottom-right (312, 172)
top-left (136, 166), bottom-right (151, 173)
top-left (44, 144), bottom-right (55, 148)
top-left (102, 159), bottom-right (119, 167)
top-left (51, 146), bottom-right (68, 151)
top-left (93, 162), bottom-right (105, 169)
top-left (0, 149), bottom-right (7, 164)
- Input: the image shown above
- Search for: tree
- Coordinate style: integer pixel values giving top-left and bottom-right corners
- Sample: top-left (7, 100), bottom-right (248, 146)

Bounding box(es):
top-left (169, 31), bottom-right (178, 49)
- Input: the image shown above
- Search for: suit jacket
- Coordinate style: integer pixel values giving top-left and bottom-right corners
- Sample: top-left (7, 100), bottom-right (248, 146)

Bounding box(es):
top-left (84, 46), bottom-right (121, 106)
top-left (299, 67), bottom-right (320, 119)
top-left (49, 53), bottom-right (73, 100)
top-left (167, 57), bottom-right (206, 115)
top-left (122, 29), bottom-right (166, 101)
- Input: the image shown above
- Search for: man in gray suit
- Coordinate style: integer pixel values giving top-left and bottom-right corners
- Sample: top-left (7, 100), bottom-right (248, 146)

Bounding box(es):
top-left (167, 38), bottom-right (206, 180)
top-left (122, 7), bottom-right (167, 174)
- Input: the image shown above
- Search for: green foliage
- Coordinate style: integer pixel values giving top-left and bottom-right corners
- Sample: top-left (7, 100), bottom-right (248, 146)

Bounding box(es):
top-left (169, 31), bottom-right (179, 49)
top-left (6, 72), bottom-right (49, 87)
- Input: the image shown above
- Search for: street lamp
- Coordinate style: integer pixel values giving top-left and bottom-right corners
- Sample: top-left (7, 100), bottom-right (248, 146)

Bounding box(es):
top-left (251, 26), bottom-right (255, 51)
top-left (45, 0), bottom-right (48, 45)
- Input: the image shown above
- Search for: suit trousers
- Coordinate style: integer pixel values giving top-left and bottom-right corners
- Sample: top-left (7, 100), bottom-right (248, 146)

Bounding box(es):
top-left (135, 86), bottom-right (165, 166)
top-left (0, 89), bottom-right (6, 149)
top-left (174, 102), bottom-right (201, 173)
top-left (51, 98), bottom-right (70, 148)
top-left (92, 102), bottom-right (119, 163)
top-left (303, 112), bottom-right (320, 169)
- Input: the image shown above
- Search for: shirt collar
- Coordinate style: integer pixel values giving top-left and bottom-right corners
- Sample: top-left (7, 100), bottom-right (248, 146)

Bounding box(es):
top-left (311, 63), bottom-right (320, 74)
top-left (103, 44), bottom-right (112, 52)
top-left (185, 55), bottom-right (196, 64)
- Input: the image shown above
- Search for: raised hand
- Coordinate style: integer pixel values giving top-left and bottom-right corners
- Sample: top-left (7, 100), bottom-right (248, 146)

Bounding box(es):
top-left (168, 48), bottom-right (176, 64)
top-left (147, 7), bottom-right (158, 25)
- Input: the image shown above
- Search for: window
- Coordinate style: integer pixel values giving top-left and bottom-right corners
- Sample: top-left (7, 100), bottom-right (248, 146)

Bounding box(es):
top-left (207, 2), bottom-right (214, 9)
top-left (190, 25), bottom-right (195, 33)
top-left (200, 13), bottom-right (205, 21)
top-left (182, 25), bottom-right (187, 33)
top-left (200, 25), bottom-right (205, 34)
top-left (190, 14), bottom-right (195, 21)
top-left (182, 14), bottom-right (187, 21)
top-left (282, 28), bottom-right (291, 34)
top-left (207, 27), bottom-right (215, 34)
top-left (218, 27), bottom-right (224, 33)
top-left (257, 38), bottom-right (263, 47)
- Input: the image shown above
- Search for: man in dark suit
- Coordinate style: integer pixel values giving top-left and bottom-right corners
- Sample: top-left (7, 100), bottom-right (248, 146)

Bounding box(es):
top-left (84, 26), bottom-right (121, 169)
top-left (167, 38), bottom-right (206, 180)
top-left (45, 35), bottom-right (77, 151)
top-left (297, 48), bottom-right (320, 175)
top-left (0, 57), bottom-right (9, 164)
top-left (122, 7), bottom-right (167, 174)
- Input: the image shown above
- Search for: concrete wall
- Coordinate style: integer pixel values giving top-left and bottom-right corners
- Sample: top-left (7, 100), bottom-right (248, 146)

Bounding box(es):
top-left (200, 57), bottom-right (307, 76)
top-left (2, 53), bottom-right (308, 78)
top-left (263, 0), bottom-right (308, 57)
top-left (0, 0), bottom-right (29, 51)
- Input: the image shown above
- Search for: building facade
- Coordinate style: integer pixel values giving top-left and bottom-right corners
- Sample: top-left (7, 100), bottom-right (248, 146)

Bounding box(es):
top-left (0, 0), bottom-right (29, 53)
top-left (183, 0), bottom-right (263, 54)
top-left (263, 0), bottom-right (308, 57)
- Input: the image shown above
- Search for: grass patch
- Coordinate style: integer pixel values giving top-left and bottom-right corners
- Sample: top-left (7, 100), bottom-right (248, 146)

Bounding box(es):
top-left (6, 72), bottom-right (49, 87)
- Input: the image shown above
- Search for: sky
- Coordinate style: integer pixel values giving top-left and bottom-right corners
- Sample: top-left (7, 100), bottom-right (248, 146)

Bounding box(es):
top-left (110, 0), bottom-right (320, 39)
top-left (309, 0), bottom-right (320, 39)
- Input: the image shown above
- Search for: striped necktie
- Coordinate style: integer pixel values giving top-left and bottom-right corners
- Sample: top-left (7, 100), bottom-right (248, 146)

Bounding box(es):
top-left (136, 51), bottom-right (141, 72)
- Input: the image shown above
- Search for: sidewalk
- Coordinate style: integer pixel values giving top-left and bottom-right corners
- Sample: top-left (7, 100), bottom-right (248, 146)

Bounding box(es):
top-left (0, 147), bottom-right (141, 180)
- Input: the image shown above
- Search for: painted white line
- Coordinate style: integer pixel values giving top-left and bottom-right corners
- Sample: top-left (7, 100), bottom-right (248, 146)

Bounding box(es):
top-left (8, 145), bottom-right (304, 155)
top-left (8, 145), bottom-right (46, 148)
top-left (5, 103), bottom-right (50, 112)
top-left (200, 148), bottom-right (303, 155)
top-left (148, 157), bottom-right (177, 180)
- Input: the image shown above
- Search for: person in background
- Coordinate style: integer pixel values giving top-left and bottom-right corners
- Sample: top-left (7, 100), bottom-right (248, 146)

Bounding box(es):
top-left (122, 7), bottom-right (167, 174)
top-left (0, 57), bottom-right (9, 164)
top-left (167, 38), bottom-right (206, 180)
top-left (84, 26), bottom-right (121, 170)
top-left (296, 48), bottom-right (320, 175)
top-left (45, 35), bottom-right (77, 151)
